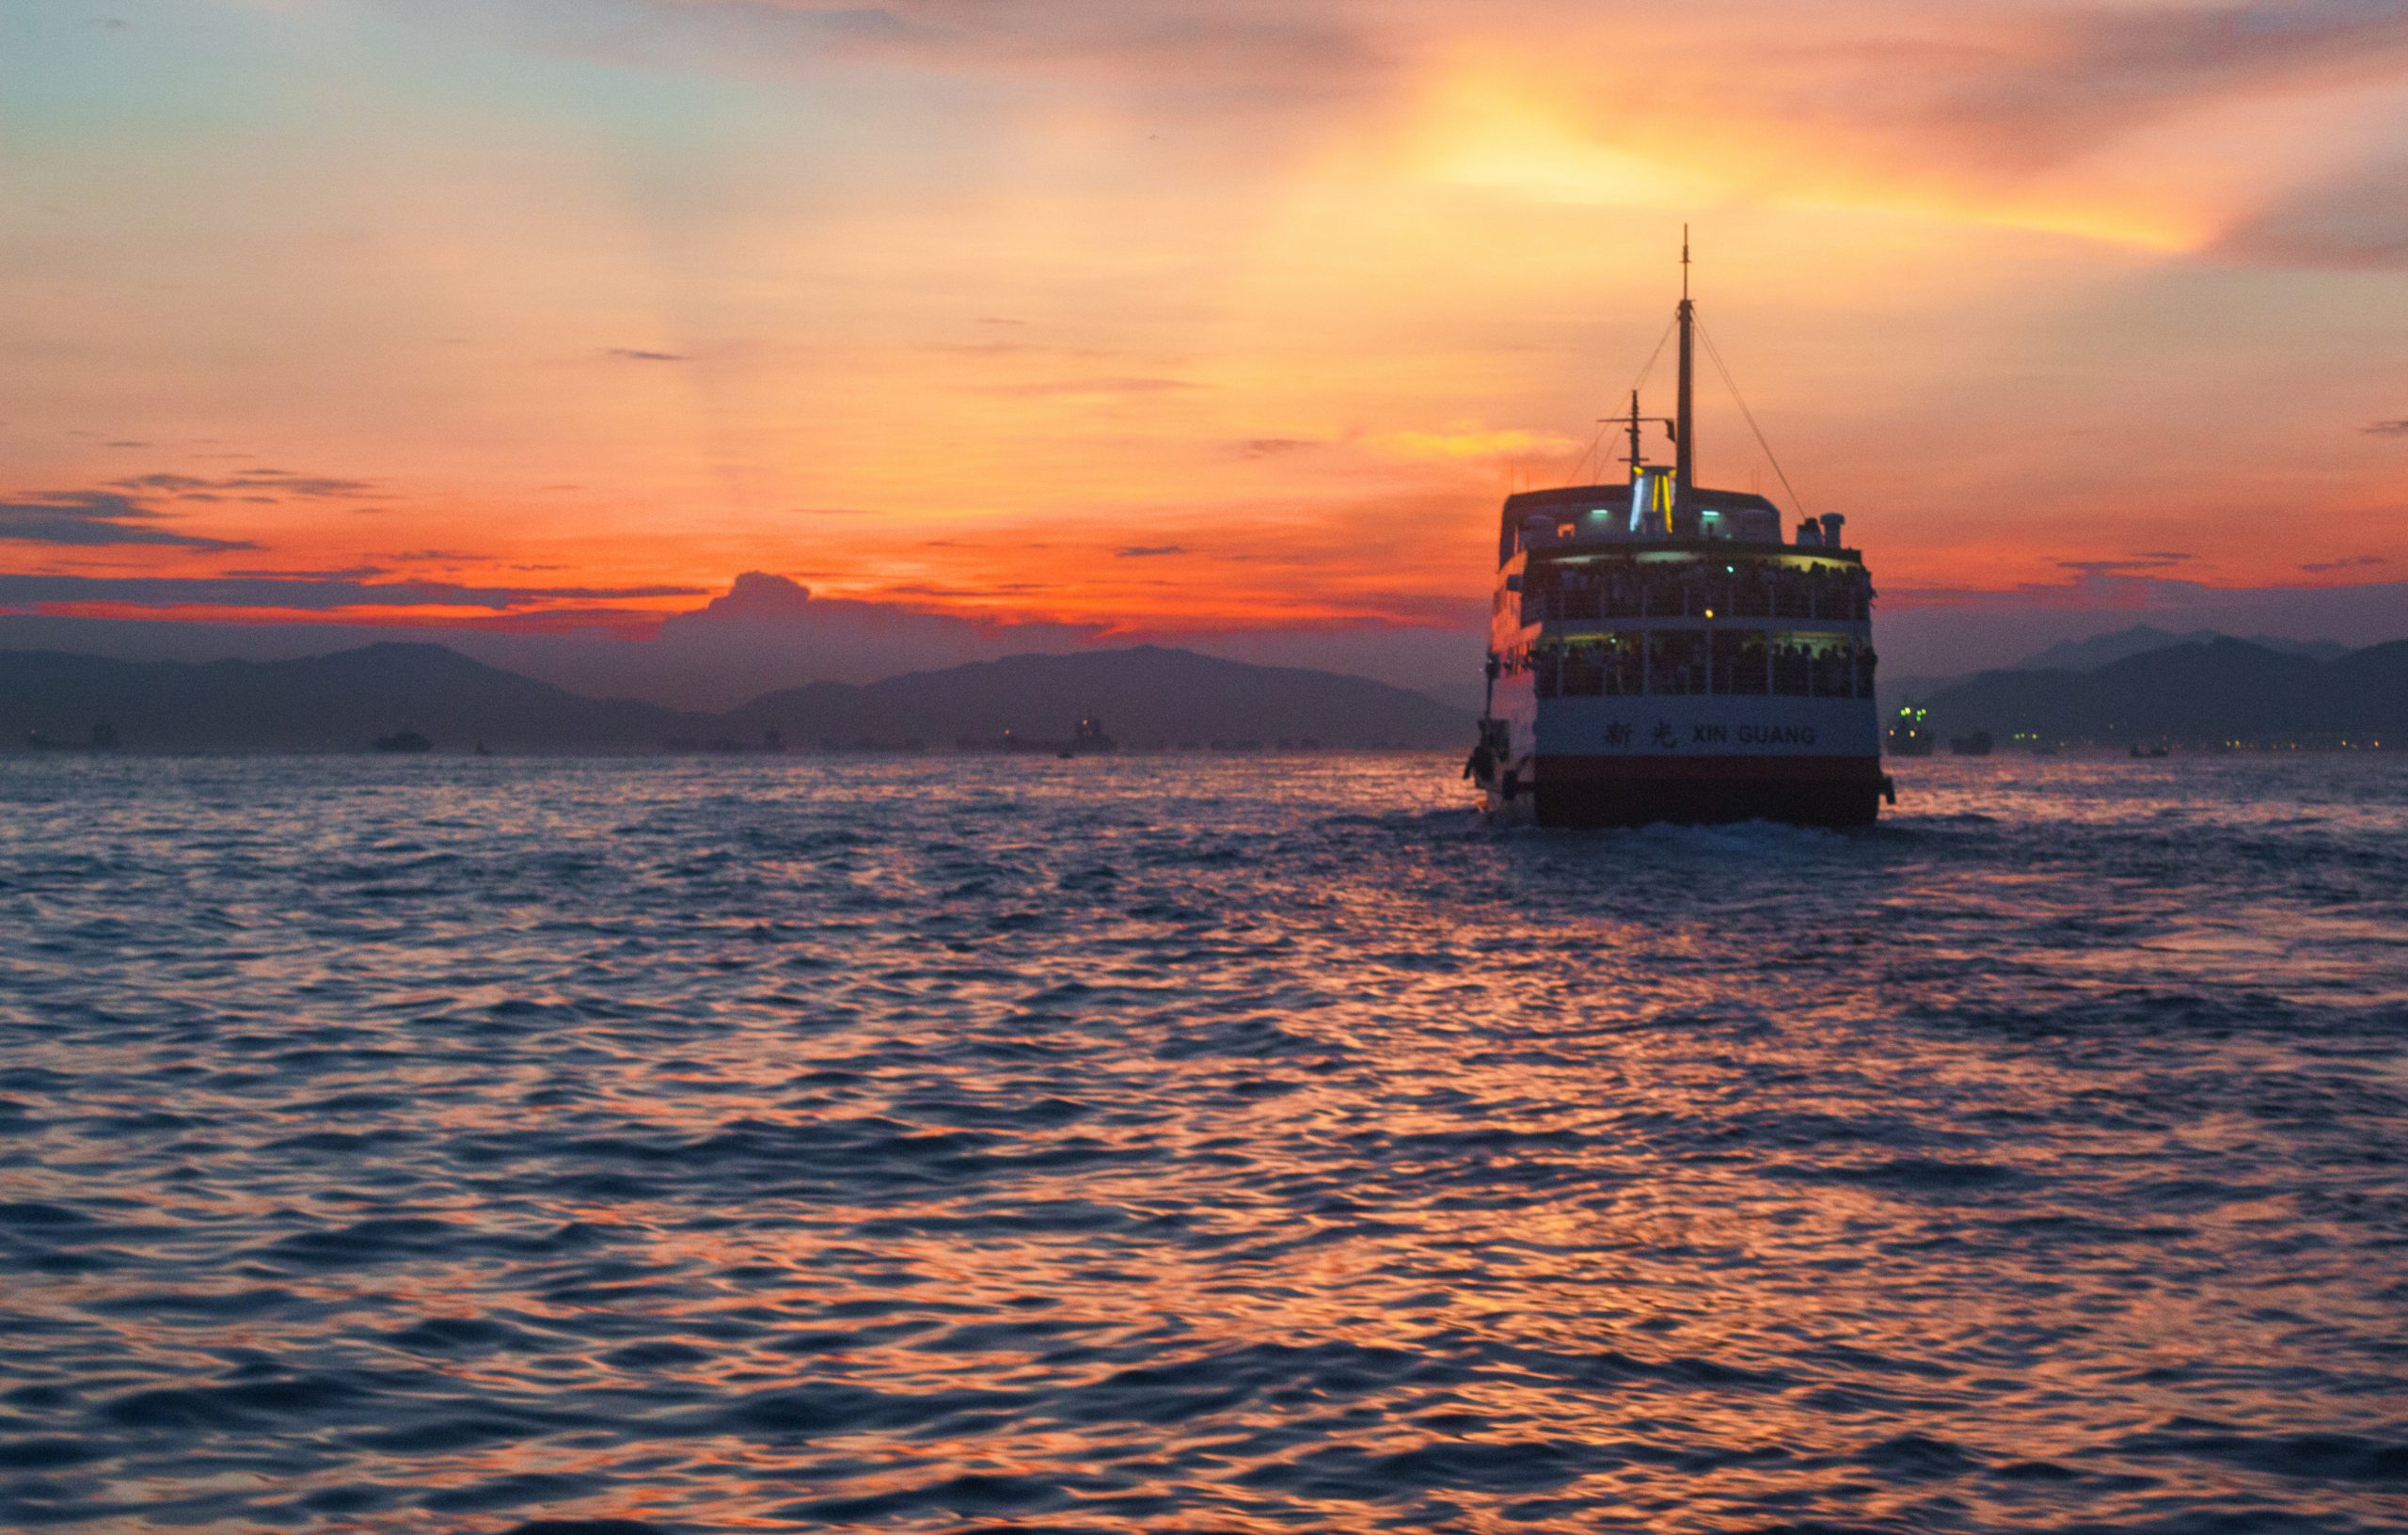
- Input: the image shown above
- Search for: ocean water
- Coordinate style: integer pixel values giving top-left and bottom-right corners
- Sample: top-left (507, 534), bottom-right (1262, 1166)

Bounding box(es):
top-left (1, 752), bottom-right (2403, 1534)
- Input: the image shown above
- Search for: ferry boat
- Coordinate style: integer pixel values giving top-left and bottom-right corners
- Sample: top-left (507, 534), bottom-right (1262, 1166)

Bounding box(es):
top-left (1467, 244), bottom-right (1891, 828)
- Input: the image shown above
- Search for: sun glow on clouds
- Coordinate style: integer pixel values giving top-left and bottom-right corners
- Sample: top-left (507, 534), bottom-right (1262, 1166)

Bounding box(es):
top-left (1407, 55), bottom-right (2209, 253)
top-left (1371, 426), bottom-right (1584, 463)
top-left (2, 0), bottom-right (2405, 641)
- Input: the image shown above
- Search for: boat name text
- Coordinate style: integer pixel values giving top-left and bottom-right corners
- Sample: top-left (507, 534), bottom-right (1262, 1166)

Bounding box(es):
top-left (1601, 721), bottom-right (1821, 750)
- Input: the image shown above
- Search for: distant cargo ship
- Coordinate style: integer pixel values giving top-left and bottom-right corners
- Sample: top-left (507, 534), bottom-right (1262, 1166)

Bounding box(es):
top-left (26, 720), bottom-right (119, 753)
top-left (1057, 715), bottom-right (1117, 759)
top-left (1468, 242), bottom-right (1891, 827)
top-left (962, 715), bottom-right (1119, 756)
top-left (1889, 704), bottom-right (1935, 757)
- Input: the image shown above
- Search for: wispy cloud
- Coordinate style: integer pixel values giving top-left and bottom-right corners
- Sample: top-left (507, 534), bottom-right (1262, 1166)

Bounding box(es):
top-left (2214, 159), bottom-right (2408, 270)
top-left (1371, 425), bottom-right (1579, 462)
top-left (0, 492), bottom-right (257, 551)
top-left (0, 573), bottom-right (705, 612)
top-left (2057, 553), bottom-right (2195, 576)
top-left (1907, 0), bottom-right (2408, 169)
top-left (604, 347), bottom-right (689, 362)
top-left (2301, 553), bottom-right (2388, 572)
top-left (112, 470), bottom-right (378, 500)
top-left (1116, 544), bottom-right (1187, 558)
top-left (2363, 419), bottom-right (2408, 436)
top-left (960, 375), bottom-right (1201, 397)
top-left (419, 0), bottom-right (1379, 96)
top-left (387, 548), bottom-right (488, 564)
top-left (1422, 0), bottom-right (2408, 254)
top-left (927, 340), bottom-right (1114, 359)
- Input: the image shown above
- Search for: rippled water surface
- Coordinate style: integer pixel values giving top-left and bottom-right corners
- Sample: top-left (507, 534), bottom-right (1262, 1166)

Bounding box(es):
top-left (3, 753), bottom-right (2404, 1533)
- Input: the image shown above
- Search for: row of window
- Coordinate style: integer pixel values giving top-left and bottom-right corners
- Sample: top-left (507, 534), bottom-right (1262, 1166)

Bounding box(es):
top-left (1519, 558), bottom-right (1872, 624)
top-left (1501, 631), bottom-right (1877, 699)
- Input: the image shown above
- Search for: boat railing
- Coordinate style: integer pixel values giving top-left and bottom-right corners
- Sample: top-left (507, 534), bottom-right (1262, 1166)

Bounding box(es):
top-left (1518, 630), bottom-right (1877, 701)
top-left (1520, 560), bottom-right (1871, 625)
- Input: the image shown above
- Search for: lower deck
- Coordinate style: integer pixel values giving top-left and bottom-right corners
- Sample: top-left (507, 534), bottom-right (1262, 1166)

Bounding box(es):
top-left (1477, 688), bottom-right (1886, 828)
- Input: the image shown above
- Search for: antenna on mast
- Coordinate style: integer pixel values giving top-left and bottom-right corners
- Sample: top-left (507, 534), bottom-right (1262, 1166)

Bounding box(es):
top-left (1673, 226), bottom-right (1695, 515)
top-left (1609, 392), bottom-right (1672, 470)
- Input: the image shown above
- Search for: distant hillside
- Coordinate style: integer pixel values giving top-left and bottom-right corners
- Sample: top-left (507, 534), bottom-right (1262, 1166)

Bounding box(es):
top-left (0, 643), bottom-right (694, 752)
top-left (1922, 639), bottom-right (2408, 745)
top-left (0, 642), bottom-right (1468, 753)
top-left (2014, 624), bottom-right (2350, 673)
top-left (722, 645), bottom-right (1466, 749)
top-left (1879, 625), bottom-right (2361, 721)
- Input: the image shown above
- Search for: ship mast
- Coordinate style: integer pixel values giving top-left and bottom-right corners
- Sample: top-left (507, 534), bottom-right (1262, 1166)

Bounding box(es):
top-left (1673, 226), bottom-right (1694, 516)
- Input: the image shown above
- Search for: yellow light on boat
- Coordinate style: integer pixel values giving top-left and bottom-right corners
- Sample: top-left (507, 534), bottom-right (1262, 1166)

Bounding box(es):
top-left (1703, 608), bottom-right (1716, 619)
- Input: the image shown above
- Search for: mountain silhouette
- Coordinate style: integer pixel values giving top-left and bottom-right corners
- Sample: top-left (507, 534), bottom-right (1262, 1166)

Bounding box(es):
top-left (2011, 624), bottom-right (2350, 673)
top-left (0, 642), bottom-right (689, 752)
top-left (1922, 638), bottom-right (2407, 745)
top-left (721, 645), bottom-right (1463, 749)
top-left (0, 641), bottom-right (1466, 752)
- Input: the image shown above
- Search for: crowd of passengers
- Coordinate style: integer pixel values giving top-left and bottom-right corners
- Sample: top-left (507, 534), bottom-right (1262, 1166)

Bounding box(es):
top-left (1521, 558), bottom-right (1871, 623)
top-left (1508, 633), bottom-right (1877, 699)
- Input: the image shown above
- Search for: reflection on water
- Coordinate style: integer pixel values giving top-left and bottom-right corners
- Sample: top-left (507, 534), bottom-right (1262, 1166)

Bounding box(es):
top-left (1, 754), bottom-right (2403, 1532)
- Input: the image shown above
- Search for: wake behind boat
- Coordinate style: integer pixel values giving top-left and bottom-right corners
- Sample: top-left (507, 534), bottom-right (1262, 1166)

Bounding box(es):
top-left (1467, 239), bottom-right (1891, 828)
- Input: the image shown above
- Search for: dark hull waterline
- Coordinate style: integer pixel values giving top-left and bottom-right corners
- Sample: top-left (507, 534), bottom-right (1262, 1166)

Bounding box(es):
top-left (1494, 753), bottom-right (1886, 829)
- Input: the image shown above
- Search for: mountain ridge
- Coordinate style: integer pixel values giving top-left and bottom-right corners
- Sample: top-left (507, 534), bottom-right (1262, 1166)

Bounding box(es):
top-left (2011, 624), bottom-right (2350, 673)
top-left (0, 641), bottom-right (1468, 752)
top-left (1879, 624), bottom-right (2363, 720)
top-left (724, 644), bottom-right (1462, 748)
top-left (1919, 638), bottom-right (2407, 745)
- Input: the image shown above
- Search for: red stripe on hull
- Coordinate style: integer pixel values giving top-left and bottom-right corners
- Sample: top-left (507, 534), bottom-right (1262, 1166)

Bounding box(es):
top-left (1497, 754), bottom-right (1885, 828)
top-left (1542, 753), bottom-right (1882, 784)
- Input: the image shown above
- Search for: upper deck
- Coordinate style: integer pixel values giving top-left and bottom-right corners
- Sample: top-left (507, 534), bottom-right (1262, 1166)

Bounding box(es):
top-left (1484, 473), bottom-right (1877, 700)
top-left (1497, 475), bottom-right (1859, 568)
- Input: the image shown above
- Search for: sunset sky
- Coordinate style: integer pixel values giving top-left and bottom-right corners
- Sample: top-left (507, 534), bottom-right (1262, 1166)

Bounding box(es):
top-left (4, 0), bottom-right (2404, 688)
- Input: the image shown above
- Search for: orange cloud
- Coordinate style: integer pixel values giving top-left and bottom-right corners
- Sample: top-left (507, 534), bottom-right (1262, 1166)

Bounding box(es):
top-left (6, 0), bottom-right (2406, 657)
